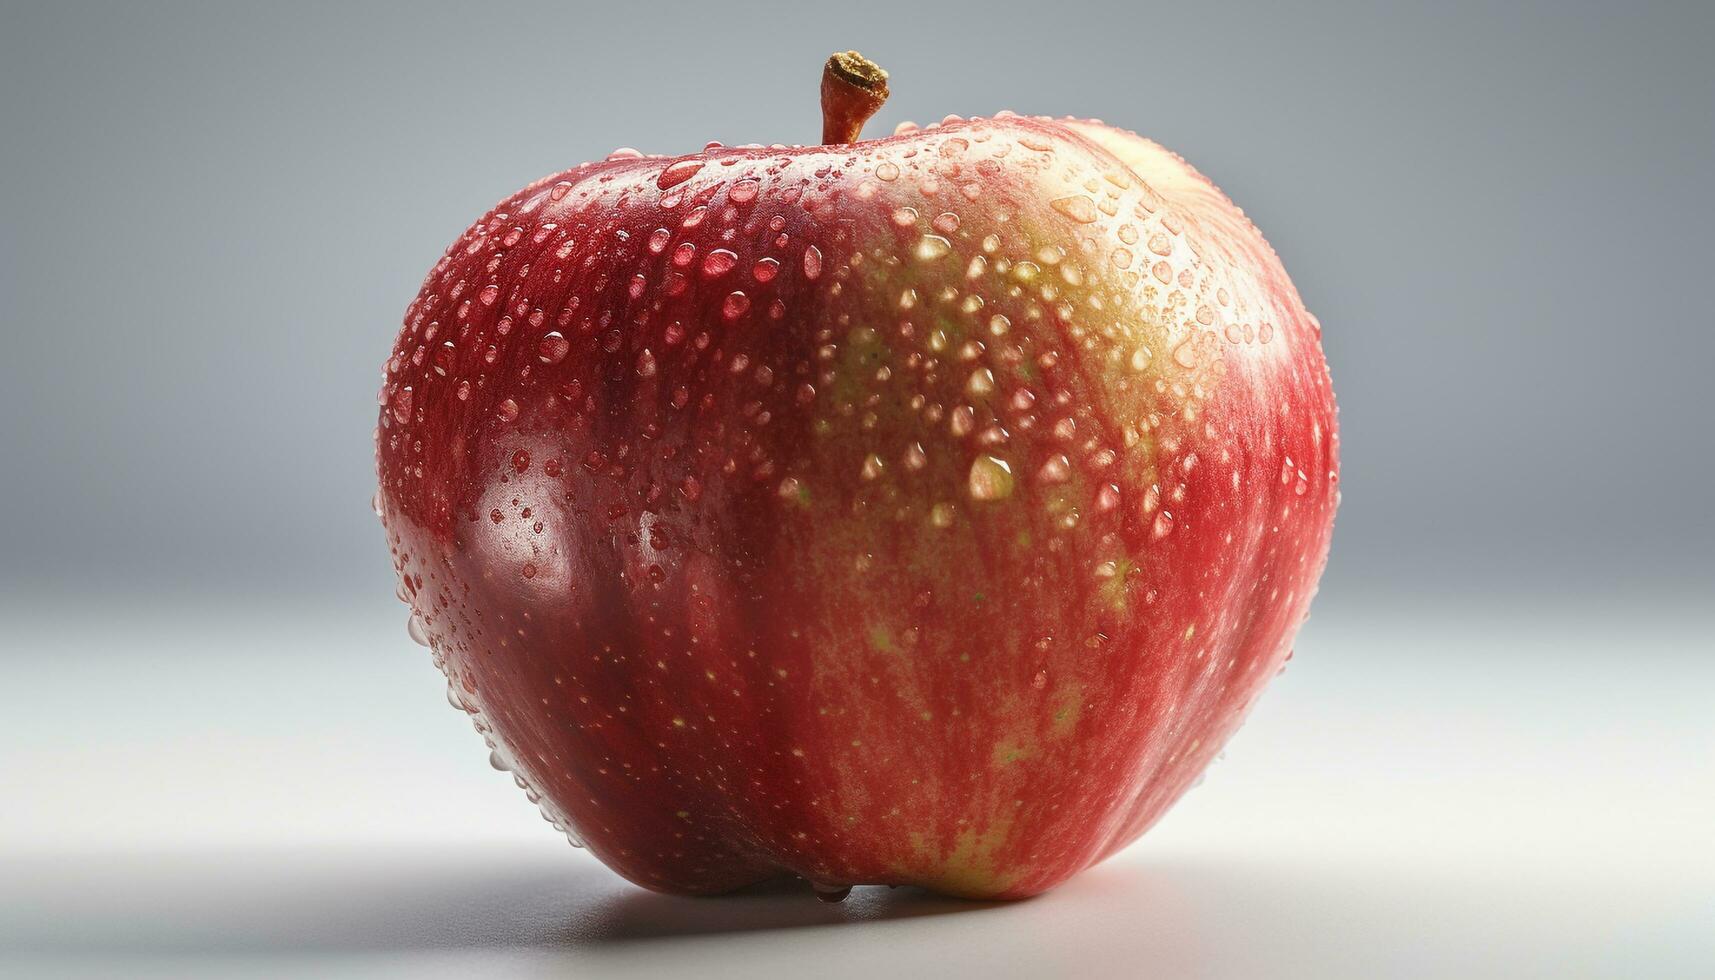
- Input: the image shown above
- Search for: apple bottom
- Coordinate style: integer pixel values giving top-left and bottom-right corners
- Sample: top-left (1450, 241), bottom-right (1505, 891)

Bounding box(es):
top-left (409, 493), bottom-right (1299, 901)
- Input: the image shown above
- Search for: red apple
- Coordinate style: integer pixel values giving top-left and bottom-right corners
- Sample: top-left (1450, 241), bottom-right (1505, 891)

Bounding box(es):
top-left (375, 52), bottom-right (1337, 900)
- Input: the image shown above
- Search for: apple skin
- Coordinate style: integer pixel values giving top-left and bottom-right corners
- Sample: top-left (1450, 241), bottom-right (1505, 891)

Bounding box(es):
top-left (376, 113), bottom-right (1337, 900)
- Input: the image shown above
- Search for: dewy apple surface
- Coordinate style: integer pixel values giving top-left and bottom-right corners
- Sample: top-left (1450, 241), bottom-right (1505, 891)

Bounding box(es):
top-left (374, 52), bottom-right (1337, 899)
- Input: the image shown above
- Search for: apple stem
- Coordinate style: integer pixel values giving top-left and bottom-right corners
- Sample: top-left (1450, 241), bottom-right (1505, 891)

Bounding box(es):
top-left (820, 51), bottom-right (889, 145)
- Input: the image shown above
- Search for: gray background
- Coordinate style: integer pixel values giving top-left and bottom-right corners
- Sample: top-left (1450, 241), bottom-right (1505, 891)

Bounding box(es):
top-left (3, 2), bottom-right (1712, 977)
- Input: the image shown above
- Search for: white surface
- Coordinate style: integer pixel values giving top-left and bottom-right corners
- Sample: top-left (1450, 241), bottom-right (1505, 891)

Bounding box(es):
top-left (4, 592), bottom-right (1712, 978)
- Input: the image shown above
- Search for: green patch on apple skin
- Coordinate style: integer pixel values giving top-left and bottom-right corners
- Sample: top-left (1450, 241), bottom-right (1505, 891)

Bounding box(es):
top-left (1050, 685), bottom-right (1084, 738)
top-left (826, 324), bottom-right (893, 414)
top-left (1099, 557), bottom-right (1138, 611)
top-left (924, 818), bottom-right (1019, 897)
top-left (907, 830), bottom-right (933, 861)
top-left (1042, 488), bottom-right (1080, 526)
top-left (903, 819), bottom-right (1019, 898)
top-left (868, 624), bottom-right (897, 654)
top-left (991, 739), bottom-right (1030, 766)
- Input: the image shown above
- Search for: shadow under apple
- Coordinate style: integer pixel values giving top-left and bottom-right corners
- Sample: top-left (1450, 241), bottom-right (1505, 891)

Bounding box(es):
top-left (6, 845), bottom-right (1661, 977)
top-left (0, 846), bottom-right (1003, 956)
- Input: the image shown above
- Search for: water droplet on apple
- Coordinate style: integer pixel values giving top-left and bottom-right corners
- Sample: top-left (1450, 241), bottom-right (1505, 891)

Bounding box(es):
top-left (390, 386), bottom-right (413, 424)
top-left (702, 248), bottom-right (738, 277)
top-left (1095, 483), bottom-right (1121, 511)
top-left (803, 245), bottom-right (823, 280)
top-left (967, 367), bottom-right (995, 396)
top-left (903, 441), bottom-right (928, 470)
top-left (809, 878), bottom-right (850, 906)
top-left (489, 749), bottom-right (511, 771)
top-left (1050, 196), bottom-right (1098, 223)
top-left (537, 331), bottom-right (570, 364)
top-left (752, 257), bottom-right (780, 282)
top-left (407, 613), bottom-right (429, 646)
top-left (968, 455), bottom-right (1015, 501)
top-left (729, 178), bottom-right (760, 203)
top-left (915, 235), bottom-right (952, 261)
top-left (656, 158), bottom-right (704, 189)
top-left (1038, 454), bottom-right (1071, 484)
top-left (950, 405), bottom-right (976, 437)
top-left (1152, 510), bottom-right (1175, 538)
top-left (722, 291), bottom-right (751, 320)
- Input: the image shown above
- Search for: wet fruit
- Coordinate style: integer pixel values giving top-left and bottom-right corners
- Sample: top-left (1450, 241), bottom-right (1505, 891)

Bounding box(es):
top-left (375, 51), bottom-right (1338, 899)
